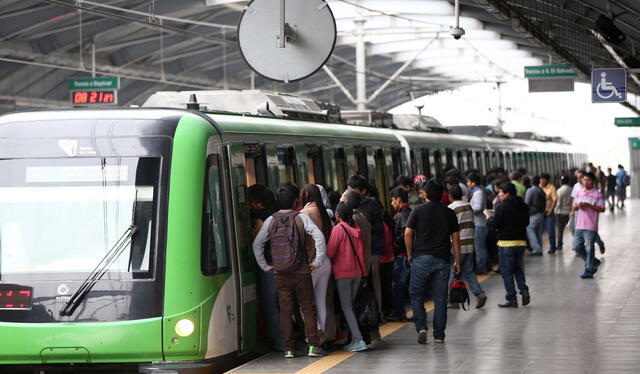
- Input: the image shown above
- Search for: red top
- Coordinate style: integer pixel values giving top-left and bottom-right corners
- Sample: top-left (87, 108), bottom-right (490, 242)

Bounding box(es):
top-left (380, 222), bottom-right (395, 263)
top-left (327, 222), bottom-right (367, 280)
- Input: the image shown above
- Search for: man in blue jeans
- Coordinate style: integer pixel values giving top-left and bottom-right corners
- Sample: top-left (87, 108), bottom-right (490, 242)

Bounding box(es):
top-left (389, 188), bottom-right (412, 321)
top-left (467, 173), bottom-right (489, 273)
top-left (572, 172), bottom-right (605, 278)
top-left (405, 179), bottom-right (461, 344)
top-left (487, 182), bottom-right (531, 308)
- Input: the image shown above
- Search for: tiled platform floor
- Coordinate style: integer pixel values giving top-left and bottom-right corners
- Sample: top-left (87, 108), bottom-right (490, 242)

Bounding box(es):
top-left (228, 200), bottom-right (640, 374)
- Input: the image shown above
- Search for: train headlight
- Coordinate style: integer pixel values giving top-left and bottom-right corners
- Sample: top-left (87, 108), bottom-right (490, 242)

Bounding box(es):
top-left (175, 319), bottom-right (195, 337)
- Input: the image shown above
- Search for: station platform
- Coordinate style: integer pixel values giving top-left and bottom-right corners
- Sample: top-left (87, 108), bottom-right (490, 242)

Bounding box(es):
top-left (227, 200), bottom-right (640, 374)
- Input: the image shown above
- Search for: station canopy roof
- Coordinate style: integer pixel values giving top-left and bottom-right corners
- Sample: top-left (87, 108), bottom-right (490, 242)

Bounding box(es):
top-left (0, 0), bottom-right (638, 113)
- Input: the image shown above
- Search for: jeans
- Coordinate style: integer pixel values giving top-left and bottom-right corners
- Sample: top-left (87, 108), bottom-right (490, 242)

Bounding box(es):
top-left (336, 277), bottom-right (363, 342)
top-left (450, 253), bottom-right (484, 296)
top-left (409, 255), bottom-right (449, 340)
top-left (274, 273), bottom-right (319, 350)
top-left (475, 226), bottom-right (489, 273)
top-left (258, 270), bottom-right (283, 350)
top-left (573, 229), bottom-right (598, 274)
top-left (606, 190), bottom-right (616, 210)
top-left (555, 214), bottom-right (570, 249)
top-left (527, 212), bottom-right (544, 254)
top-left (392, 256), bottom-right (410, 318)
top-left (543, 214), bottom-right (556, 251)
top-left (498, 246), bottom-right (529, 303)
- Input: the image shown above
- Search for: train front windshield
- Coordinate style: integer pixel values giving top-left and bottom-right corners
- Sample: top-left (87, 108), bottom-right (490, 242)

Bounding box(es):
top-left (0, 157), bottom-right (159, 280)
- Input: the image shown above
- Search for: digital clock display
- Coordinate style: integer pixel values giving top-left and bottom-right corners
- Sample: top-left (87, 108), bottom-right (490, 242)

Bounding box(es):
top-left (72, 90), bottom-right (117, 105)
top-left (0, 285), bottom-right (33, 310)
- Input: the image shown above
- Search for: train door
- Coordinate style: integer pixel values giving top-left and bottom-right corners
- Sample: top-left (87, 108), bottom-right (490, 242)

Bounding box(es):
top-left (225, 143), bottom-right (257, 354)
top-left (433, 150), bottom-right (444, 180)
top-left (277, 145), bottom-right (298, 184)
top-left (344, 145), bottom-right (357, 178)
top-left (202, 147), bottom-right (239, 358)
top-left (354, 146), bottom-right (369, 181)
top-left (264, 144), bottom-right (280, 191)
top-left (294, 144), bottom-right (308, 184)
top-left (420, 148), bottom-right (432, 177)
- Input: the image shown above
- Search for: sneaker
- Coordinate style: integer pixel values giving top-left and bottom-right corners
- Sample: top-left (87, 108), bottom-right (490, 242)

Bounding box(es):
top-left (547, 249), bottom-right (556, 254)
top-left (522, 294), bottom-right (530, 306)
top-left (344, 339), bottom-right (367, 352)
top-left (434, 338), bottom-right (445, 344)
top-left (475, 293), bottom-right (488, 309)
top-left (580, 272), bottom-right (594, 279)
top-left (498, 301), bottom-right (518, 308)
top-left (599, 243), bottom-right (605, 255)
top-left (308, 346), bottom-right (326, 357)
top-left (417, 329), bottom-right (428, 344)
top-left (284, 350), bottom-right (295, 358)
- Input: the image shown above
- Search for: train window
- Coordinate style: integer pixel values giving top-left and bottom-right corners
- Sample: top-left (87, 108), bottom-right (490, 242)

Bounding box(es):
top-left (421, 149), bottom-right (431, 176)
top-left (306, 145), bottom-right (326, 186)
top-left (277, 146), bottom-right (297, 184)
top-left (505, 152), bottom-right (512, 171)
top-left (202, 155), bottom-right (230, 275)
top-left (334, 148), bottom-right (348, 190)
top-left (244, 144), bottom-right (268, 186)
top-left (374, 149), bottom-right (390, 211)
top-left (445, 149), bottom-right (454, 170)
top-left (475, 151), bottom-right (483, 174)
top-left (391, 148), bottom-right (403, 181)
top-left (0, 156), bottom-right (159, 279)
top-left (433, 150), bottom-right (444, 180)
top-left (354, 146), bottom-right (368, 180)
top-left (456, 150), bottom-right (465, 171)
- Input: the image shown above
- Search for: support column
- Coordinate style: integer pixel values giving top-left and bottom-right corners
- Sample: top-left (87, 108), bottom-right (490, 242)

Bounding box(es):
top-left (355, 2), bottom-right (367, 110)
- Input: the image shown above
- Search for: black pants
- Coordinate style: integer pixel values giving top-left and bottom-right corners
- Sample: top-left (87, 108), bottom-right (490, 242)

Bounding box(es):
top-left (380, 261), bottom-right (394, 316)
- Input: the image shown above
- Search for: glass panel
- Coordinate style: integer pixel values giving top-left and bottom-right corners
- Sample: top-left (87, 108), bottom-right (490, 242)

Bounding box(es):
top-left (277, 146), bottom-right (297, 184)
top-left (0, 157), bottom-right (159, 279)
top-left (202, 155), bottom-right (230, 275)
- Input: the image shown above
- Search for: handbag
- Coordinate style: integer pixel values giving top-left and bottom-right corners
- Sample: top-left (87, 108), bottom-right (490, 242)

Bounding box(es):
top-left (448, 273), bottom-right (470, 311)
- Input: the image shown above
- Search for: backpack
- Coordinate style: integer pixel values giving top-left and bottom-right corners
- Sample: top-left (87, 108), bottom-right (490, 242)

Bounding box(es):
top-left (268, 211), bottom-right (303, 272)
top-left (448, 274), bottom-right (470, 310)
top-left (623, 173), bottom-right (631, 187)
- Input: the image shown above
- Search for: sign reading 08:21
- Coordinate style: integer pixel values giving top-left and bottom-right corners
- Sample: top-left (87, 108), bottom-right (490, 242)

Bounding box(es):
top-left (591, 68), bottom-right (626, 103)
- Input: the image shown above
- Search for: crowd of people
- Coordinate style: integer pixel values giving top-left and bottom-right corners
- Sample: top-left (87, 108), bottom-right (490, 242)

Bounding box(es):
top-left (249, 163), bottom-right (630, 358)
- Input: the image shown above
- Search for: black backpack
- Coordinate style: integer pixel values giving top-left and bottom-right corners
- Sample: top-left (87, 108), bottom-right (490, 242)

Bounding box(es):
top-left (448, 274), bottom-right (470, 310)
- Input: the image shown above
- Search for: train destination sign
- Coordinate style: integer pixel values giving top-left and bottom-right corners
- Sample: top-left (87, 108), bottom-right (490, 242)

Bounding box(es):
top-left (68, 77), bottom-right (119, 90)
top-left (631, 138), bottom-right (640, 150)
top-left (615, 117), bottom-right (640, 127)
top-left (524, 65), bottom-right (577, 79)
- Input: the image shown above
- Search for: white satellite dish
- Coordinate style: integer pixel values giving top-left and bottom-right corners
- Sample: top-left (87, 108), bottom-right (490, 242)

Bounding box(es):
top-left (238, 0), bottom-right (337, 83)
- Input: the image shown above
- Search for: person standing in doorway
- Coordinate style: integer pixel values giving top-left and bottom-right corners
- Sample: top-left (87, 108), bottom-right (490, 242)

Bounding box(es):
top-left (572, 173), bottom-right (605, 279)
top-left (405, 179), bottom-right (461, 344)
top-left (487, 182), bottom-right (530, 308)
top-left (540, 174), bottom-right (558, 254)
top-left (389, 187), bottom-right (412, 322)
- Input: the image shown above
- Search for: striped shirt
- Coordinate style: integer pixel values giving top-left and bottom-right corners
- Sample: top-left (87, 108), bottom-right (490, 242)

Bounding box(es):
top-left (448, 201), bottom-right (475, 254)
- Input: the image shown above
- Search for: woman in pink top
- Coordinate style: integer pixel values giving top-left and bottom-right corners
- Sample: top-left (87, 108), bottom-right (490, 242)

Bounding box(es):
top-left (327, 203), bottom-right (367, 352)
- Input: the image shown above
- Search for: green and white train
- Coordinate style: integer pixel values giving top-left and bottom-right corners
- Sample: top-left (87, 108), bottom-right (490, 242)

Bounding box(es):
top-left (0, 91), bottom-right (585, 373)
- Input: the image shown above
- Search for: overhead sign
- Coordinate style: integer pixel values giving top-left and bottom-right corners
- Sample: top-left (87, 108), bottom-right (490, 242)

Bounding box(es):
top-left (524, 65), bottom-right (577, 79)
top-left (630, 138), bottom-right (640, 149)
top-left (592, 68), bottom-right (626, 103)
top-left (68, 77), bottom-right (119, 91)
top-left (615, 117), bottom-right (640, 127)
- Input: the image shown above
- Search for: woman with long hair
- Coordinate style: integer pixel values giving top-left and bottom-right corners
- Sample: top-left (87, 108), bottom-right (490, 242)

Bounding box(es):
top-left (300, 184), bottom-right (333, 343)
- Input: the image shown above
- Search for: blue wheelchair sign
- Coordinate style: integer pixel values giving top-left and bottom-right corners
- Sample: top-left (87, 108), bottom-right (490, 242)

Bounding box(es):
top-left (592, 68), bottom-right (626, 103)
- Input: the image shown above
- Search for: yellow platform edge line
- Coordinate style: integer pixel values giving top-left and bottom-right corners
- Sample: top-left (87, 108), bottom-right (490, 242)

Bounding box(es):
top-left (231, 273), bottom-right (495, 374)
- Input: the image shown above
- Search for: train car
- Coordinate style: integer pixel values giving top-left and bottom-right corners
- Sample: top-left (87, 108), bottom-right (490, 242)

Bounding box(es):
top-left (0, 91), bottom-right (585, 373)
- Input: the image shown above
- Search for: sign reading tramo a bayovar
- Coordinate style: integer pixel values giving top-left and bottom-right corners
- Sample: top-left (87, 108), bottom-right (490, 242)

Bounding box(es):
top-left (524, 65), bottom-right (577, 79)
top-left (68, 77), bottom-right (120, 91)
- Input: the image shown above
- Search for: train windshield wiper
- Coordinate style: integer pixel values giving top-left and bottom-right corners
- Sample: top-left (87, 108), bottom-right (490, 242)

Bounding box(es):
top-left (59, 225), bottom-right (138, 317)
